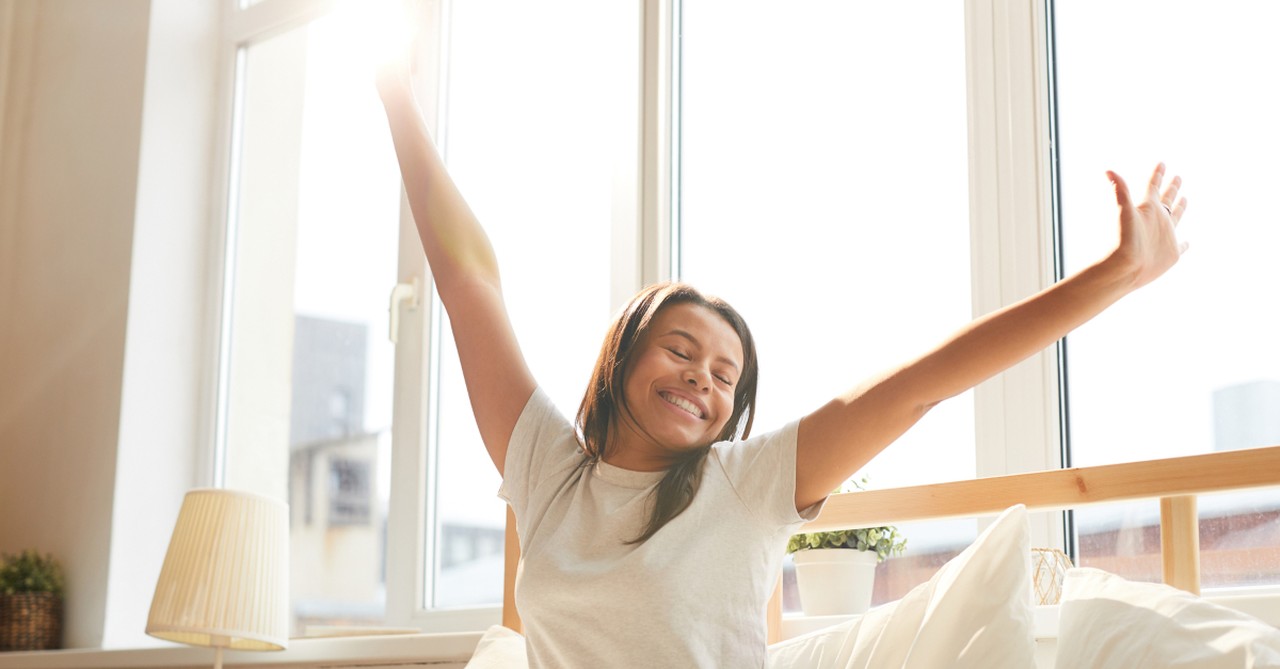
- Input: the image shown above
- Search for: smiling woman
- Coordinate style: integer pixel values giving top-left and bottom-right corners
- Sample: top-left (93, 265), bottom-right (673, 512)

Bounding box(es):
top-left (572, 283), bottom-right (760, 545)
top-left (611, 302), bottom-right (749, 467)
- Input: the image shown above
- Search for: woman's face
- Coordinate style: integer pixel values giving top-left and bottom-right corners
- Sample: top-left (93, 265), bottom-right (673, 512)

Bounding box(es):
top-left (619, 302), bottom-right (745, 456)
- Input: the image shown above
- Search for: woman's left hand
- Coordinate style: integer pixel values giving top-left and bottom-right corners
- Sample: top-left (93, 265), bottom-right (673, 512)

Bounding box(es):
top-left (1106, 163), bottom-right (1189, 289)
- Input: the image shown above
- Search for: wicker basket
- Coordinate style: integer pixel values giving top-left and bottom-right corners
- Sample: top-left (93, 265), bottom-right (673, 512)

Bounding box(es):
top-left (0, 592), bottom-right (62, 651)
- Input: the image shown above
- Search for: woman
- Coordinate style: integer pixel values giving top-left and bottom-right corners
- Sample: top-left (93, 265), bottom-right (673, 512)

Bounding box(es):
top-left (376, 56), bottom-right (1187, 667)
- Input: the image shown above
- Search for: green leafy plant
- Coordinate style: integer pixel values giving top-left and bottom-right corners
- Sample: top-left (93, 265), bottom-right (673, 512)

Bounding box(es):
top-left (785, 478), bottom-right (907, 563)
top-left (0, 550), bottom-right (65, 597)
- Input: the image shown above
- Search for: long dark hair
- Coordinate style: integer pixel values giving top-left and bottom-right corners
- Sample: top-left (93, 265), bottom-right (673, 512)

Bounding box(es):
top-left (576, 282), bottom-right (759, 543)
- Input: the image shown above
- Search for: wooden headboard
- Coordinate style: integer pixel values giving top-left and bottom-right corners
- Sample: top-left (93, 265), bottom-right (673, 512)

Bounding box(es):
top-left (501, 444), bottom-right (1280, 640)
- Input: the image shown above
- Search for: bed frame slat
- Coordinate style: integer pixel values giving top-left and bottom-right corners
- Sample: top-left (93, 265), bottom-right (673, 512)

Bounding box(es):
top-left (1161, 495), bottom-right (1201, 595)
top-left (499, 445), bottom-right (1280, 640)
top-left (503, 506), bottom-right (523, 632)
top-left (803, 445), bottom-right (1280, 532)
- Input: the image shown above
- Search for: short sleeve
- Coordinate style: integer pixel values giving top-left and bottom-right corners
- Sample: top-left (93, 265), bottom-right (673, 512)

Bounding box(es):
top-left (497, 388), bottom-right (583, 528)
top-left (710, 419), bottom-right (824, 530)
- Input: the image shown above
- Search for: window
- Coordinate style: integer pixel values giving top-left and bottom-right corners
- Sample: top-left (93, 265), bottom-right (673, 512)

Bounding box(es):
top-left (676, 0), bottom-right (978, 609)
top-left (209, 0), bottom-right (1279, 635)
top-left (215, 0), bottom-right (640, 631)
top-left (218, 2), bottom-right (405, 632)
top-left (1053, 0), bottom-right (1280, 588)
top-left (427, 0), bottom-right (636, 609)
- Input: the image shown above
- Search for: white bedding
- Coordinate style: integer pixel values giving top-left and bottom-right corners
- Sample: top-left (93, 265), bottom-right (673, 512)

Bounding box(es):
top-left (465, 505), bottom-right (1280, 668)
top-left (1056, 568), bottom-right (1280, 668)
top-left (765, 504), bottom-right (1033, 668)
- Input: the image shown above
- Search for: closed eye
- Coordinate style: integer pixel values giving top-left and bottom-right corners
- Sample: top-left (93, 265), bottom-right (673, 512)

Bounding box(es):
top-left (667, 348), bottom-right (691, 360)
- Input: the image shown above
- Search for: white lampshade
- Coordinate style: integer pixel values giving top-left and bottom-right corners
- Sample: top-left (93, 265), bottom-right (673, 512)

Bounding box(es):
top-left (147, 488), bottom-right (290, 653)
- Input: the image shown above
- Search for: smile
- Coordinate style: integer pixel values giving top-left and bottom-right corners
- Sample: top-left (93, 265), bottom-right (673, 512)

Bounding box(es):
top-left (660, 392), bottom-right (704, 419)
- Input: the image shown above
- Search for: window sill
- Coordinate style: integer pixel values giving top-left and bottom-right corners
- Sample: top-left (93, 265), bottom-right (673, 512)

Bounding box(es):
top-left (0, 632), bottom-right (483, 669)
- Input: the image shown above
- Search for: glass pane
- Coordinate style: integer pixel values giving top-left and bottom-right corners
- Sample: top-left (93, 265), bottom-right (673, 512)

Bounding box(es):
top-left (679, 0), bottom-right (974, 610)
top-left (222, 11), bottom-right (402, 632)
top-left (1055, 0), bottom-right (1280, 588)
top-left (431, 0), bottom-right (636, 608)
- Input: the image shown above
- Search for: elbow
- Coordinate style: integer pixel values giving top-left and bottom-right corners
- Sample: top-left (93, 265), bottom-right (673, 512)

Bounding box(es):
top-left (916, 400), bottom-right (940, 420)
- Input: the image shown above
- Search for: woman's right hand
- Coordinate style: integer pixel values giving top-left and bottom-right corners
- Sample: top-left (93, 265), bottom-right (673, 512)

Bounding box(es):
top-left (375, 41), bottom-right (415, 103)
top-left (1105, 163), bottom-right (1189, 291)
top-left (376, 35), bottom-right (537, 476)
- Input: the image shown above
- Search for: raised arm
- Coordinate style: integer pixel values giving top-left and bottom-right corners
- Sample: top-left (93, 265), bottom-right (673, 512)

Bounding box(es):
top-left (377, 58), bottom-right (535, 476)
top-left (795, 164), bottom-right (1189, 510)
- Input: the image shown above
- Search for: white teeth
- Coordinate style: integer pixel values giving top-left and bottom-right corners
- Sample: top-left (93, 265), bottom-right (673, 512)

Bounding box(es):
top-left (661, 392), bottom-right (703, 418)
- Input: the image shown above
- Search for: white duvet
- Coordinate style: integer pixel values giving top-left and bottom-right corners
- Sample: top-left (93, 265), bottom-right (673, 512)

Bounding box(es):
top-left (466, 504), bottom-right (1280, 668)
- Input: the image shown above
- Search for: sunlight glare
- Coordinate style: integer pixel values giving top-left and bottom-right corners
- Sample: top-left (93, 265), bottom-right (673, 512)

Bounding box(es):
top-left (332, 0), bottom-right (413, 75)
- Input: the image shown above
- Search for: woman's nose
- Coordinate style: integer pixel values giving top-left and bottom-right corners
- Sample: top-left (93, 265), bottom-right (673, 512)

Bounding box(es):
top-left (683, 367), bottom-right (708, 390)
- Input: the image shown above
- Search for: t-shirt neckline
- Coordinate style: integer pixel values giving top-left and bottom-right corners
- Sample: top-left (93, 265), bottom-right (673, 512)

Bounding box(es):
top-left (591, 459), bottom-right (665, 489)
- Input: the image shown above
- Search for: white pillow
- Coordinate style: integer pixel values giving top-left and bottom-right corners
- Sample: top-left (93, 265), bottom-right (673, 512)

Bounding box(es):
top-left (766, 504), bottom-right (1034, 669)
top-left (1056, 567), bottom-right (1280, 669)
top-left (464, 625), bottom-right (528, 669)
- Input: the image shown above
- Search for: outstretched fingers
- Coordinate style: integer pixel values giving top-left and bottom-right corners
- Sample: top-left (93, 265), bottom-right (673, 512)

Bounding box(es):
top-left (1146, 162), bottom-right (1167, 202)
top-left (1161, 173), bottom-right (1185, 224)
top-left (1122, 163), bottom-right (1187, 225)
top-left (1169, 195), bottom-right (1189, 226)
top-left (1148, 164), bottom-right (1190, 223)
top-left (1107, 170), bottom-right (1134, 211)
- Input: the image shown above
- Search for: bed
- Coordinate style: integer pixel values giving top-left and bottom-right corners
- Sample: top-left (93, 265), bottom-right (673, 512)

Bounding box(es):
top-left (486, 444), bottom-right (1280, 668)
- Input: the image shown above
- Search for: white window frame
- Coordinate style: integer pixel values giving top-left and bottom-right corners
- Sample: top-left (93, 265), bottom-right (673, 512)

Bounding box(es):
top-left (962, 0), bottom-right (1063, 549)
top-left (219, 0), bottom-right (1280, 633)
top-left (208, 0), bottom-right (451, 629)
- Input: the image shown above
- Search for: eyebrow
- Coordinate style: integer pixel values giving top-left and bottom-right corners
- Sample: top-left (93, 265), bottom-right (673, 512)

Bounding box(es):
top-left (660, 329), bottom-right (741, 372)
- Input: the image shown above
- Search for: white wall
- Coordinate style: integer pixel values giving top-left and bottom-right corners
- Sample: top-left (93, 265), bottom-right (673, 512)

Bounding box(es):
top-left (0, 0), bottom-right (218, 650)
top-left (104, 0), bottom-right (219, 649)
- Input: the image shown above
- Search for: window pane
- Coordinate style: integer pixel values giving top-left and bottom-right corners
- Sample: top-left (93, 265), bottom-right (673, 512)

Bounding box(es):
top-left (678, 0), bottom-right (974, 609)
top-left (222, 12), bottom-right (401, 632)
top-left (1055, 0), bottom-right (1280, 587)
top-left (431, 0), bottom-right (635, 608)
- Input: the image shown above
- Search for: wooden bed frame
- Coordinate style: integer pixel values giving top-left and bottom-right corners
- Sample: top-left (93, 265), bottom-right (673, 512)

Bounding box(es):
top-left (500, 444), bottom-right (1280, 642)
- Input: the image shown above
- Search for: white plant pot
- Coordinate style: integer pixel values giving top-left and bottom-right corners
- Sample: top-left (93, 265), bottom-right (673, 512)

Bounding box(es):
top-left (792, 548), bottom-right (879, 616)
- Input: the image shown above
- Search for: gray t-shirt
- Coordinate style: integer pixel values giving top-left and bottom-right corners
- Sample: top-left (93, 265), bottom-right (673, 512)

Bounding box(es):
top-left (498, 388), bottom-right (823, 668)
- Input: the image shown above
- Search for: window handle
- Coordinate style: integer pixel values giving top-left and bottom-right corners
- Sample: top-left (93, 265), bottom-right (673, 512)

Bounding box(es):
top-left (388, 277), bottom-right (421, 343)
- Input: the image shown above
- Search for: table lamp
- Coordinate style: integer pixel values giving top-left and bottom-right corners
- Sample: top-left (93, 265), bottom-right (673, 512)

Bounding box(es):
top-left (146, 489), bottom-right (289, 669)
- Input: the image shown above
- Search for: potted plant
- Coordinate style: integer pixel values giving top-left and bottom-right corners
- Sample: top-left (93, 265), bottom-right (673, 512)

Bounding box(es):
top-left (0, 550), bottom-right (65, 651)
top-left (786, 479), bottom-right (906, 616)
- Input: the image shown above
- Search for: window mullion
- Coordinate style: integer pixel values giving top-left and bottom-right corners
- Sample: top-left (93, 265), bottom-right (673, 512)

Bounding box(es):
top-left (386, 0), bottom-right (447, 629)
top-left (964, 0), bottom-right (1062, 549)
top-left (206, 29), bottom-right (244, 492)
top-left (632, 0), bottom-right (674, 293)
